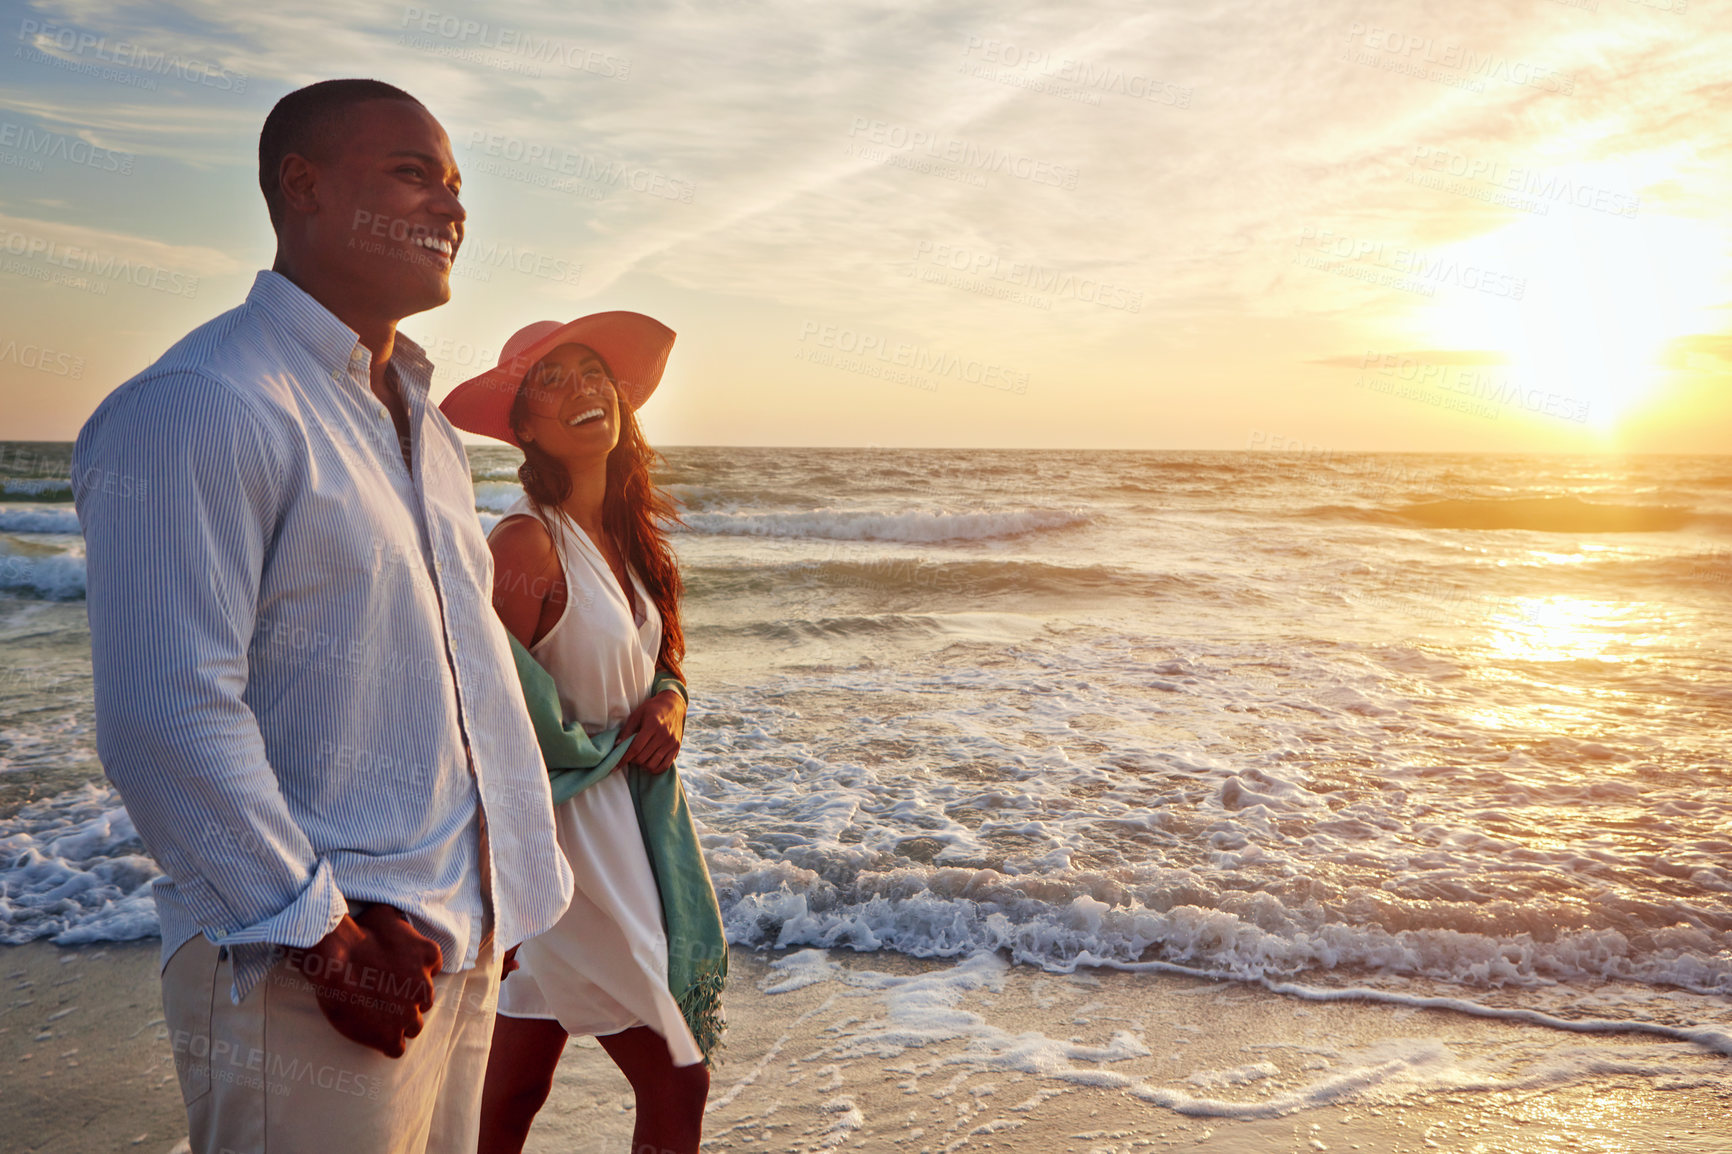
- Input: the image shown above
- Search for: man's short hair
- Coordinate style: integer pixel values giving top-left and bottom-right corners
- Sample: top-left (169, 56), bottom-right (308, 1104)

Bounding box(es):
top-left (258, 79), bottom-right (424, 228)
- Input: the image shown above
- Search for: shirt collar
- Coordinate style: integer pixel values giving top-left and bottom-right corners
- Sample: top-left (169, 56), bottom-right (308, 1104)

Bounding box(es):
top-left (246, 270), bottom-right (435, 395)
top-left (391, 330), bottom-right (433, 394)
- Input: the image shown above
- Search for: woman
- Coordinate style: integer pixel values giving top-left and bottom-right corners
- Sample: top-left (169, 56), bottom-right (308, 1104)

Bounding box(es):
top-left (439, 313), bottom-right (720, 1154)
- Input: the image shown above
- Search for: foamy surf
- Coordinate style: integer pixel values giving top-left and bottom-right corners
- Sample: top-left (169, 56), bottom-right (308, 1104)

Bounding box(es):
top-left (0, 510), bottom-right (81, 534)
top-left (681, 507), bottom-right (1090, 543)
top-left (0, 539), bottom-right (86, 600)
top-left (0, 784), bottom-right (159, 946)
top-left (756, 949), bottom-right (1732, 1120)
top-left (0, 479), bottom-right (73, 502)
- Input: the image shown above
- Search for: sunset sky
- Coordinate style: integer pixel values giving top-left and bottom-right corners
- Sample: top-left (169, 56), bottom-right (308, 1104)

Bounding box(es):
top-left (0, 0), bottom-right (1727, 450)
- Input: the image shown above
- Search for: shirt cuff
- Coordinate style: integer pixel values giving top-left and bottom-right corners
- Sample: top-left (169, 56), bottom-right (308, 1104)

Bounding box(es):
top-left (207, 857), bottom-right (348, 1004)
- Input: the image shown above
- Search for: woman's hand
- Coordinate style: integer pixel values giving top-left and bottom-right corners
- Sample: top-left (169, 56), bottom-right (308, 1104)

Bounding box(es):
top-left (618, 687), bottom-right (685, 773)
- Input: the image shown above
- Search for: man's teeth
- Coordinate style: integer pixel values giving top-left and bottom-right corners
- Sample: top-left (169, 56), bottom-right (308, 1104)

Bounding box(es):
top-left (567, 408), bottom-right (604, 426)
top-left (414, 236), bottom-right (454, 257)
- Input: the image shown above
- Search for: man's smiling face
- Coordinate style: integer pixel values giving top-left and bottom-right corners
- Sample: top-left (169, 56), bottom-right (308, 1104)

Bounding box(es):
top-left (311, 98), bottom-right (467, 320)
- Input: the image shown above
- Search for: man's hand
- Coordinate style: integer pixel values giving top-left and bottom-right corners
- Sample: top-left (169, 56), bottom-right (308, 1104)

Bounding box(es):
top-left (618, 688), bottom-right (685, 774)
top-left (283, 904), bottom-right (443, 1058)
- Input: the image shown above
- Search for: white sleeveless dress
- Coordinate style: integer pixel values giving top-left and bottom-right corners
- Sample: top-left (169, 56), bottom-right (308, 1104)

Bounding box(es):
top-left (492, 495), bottom-right (703, 1068)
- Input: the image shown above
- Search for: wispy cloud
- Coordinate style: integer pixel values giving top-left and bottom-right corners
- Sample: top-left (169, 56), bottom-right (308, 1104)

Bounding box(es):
top-left (1, 0), bottom-right (1727, 445)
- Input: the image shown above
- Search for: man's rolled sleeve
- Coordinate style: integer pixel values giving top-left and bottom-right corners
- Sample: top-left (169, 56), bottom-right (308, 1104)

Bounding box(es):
top-left (74, 371), bottom-right (342, 1002)
top-left (219, 858), bottom-right (350, 999)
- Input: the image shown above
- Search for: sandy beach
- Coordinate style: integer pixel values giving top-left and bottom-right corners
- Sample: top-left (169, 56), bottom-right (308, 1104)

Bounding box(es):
top-left (3, 939), bottom-right (1726, 1153)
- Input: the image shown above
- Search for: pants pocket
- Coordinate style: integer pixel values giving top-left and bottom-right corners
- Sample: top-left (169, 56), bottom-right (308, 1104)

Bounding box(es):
top-left (161, 936), bottom-right (219, 1107)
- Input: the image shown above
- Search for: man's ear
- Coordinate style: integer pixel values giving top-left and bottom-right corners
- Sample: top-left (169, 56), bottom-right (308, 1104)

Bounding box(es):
top-left (277, 153), bottom-right (320, 217)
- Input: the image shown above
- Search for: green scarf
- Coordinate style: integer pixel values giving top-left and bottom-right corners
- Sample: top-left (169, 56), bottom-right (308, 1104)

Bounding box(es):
top-left (507, 634), bottom-right (727, 1065)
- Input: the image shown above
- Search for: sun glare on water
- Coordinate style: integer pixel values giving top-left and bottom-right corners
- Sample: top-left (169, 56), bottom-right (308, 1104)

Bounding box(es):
top-left (1485, 595), bottom-right (1626, 664)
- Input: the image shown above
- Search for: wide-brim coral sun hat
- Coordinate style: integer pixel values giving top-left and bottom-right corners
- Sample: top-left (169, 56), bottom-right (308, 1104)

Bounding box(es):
top-left (438, 311), bottom-right (675, 447)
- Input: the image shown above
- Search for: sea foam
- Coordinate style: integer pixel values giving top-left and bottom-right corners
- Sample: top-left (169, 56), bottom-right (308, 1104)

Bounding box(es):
top-left (0, 784), bottom-right (160, 945)
top-left (0, 542), bottom-right (87, 601)
top-left (681, 507), bottom-right (1089, 543)
top-left (0, 509), bottom-right (82, 534)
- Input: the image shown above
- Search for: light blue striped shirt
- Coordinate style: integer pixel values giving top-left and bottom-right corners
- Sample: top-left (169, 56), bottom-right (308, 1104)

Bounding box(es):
top-left (72, 270), bottom-right (573, 1002)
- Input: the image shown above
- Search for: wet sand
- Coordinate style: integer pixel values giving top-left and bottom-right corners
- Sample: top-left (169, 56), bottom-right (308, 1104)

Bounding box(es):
top-left (2, 941), bottom-right (1727, 1153)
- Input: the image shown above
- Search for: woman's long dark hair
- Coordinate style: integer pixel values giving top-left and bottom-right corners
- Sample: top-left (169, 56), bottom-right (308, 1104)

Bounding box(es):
top-left (509, 345), bottom-right (685, 680)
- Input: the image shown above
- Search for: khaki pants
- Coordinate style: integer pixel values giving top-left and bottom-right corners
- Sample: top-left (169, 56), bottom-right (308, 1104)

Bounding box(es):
top-left (161, 934), bottom-right (501, 1154)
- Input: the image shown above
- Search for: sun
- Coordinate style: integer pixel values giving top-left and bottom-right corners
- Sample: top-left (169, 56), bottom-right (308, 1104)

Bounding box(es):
top-left (1415, 177), bottom-right (1726, 433)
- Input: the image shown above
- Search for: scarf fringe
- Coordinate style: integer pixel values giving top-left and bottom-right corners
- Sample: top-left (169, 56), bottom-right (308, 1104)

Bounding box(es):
top-left (677, 962), bottom-right (728, 1067)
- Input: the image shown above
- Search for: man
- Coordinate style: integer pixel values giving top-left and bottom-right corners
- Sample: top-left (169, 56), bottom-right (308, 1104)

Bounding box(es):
top-left (72, 79), bottom-right (573, 1152)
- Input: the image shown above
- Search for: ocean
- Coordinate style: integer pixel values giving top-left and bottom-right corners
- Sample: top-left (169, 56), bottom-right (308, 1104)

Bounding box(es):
top-left (4, 442), bottom-right (1731, 1070)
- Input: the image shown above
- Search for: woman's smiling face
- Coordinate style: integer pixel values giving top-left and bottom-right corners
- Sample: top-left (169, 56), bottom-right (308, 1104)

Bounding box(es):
top-left (515, 343), bottom-right (622, 461)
